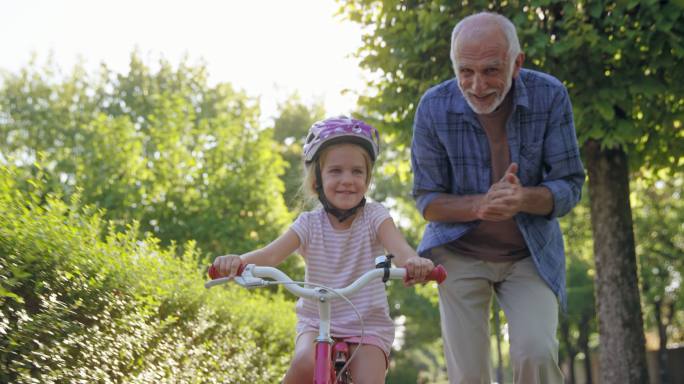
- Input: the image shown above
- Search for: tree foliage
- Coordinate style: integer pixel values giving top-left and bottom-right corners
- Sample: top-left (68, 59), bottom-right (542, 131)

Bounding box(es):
top-left (337, 1), bottom-right (684, 382)
top-left (272, 95), bottom-right (325, 212)
top-left (557, 192), bottom-right (597, 384)
top-left (339, 0), bottom-right (684, 168)
top-left (633, 171), bottom-right (684, 384)
top-left (633, 172), bottom-right (684, 335)
top-left (0, 53), bottom-right (292, 258)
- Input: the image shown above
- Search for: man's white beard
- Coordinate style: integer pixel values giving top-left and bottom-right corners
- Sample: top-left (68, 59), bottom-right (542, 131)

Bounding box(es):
top-left (458, 67), bottom-right (513, 115)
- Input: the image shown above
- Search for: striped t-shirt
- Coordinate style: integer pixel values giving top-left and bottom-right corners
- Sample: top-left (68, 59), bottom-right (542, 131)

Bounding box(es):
top-left (291, 202), bottom-right (394, 355)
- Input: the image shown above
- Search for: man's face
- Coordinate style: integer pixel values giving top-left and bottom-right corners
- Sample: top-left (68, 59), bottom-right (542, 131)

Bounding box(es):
top-left (454, 26), bottom-right (520, 115)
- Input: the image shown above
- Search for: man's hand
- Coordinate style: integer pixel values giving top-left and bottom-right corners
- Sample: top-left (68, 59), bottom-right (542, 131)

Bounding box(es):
top-left (475, 163), bottom-right (524, 221)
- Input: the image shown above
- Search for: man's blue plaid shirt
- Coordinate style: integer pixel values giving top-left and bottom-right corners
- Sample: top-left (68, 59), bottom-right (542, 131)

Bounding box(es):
top-left (411, 69), bottom-right (585, 307)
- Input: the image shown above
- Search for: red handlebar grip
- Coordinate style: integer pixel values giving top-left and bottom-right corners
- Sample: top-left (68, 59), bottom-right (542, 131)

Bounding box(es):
top-left (207, 265), bottom-right (219, 280)
top-left (427, 264), bottom-right (447, 284)
top-left (207, 263), bottom-right (245, 280)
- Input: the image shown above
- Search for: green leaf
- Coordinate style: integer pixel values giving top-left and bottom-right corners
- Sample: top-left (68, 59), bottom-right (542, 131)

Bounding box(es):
top-left (590, 2), bottom-right (604, 18)
top-left (596, 101), bottom-right (615, 121)
top-left (0, 286), bottom-right (24, 303)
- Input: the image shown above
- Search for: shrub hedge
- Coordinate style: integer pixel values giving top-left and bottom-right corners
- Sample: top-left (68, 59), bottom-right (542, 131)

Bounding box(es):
top-left (0, 165), bottom-right (295, 383)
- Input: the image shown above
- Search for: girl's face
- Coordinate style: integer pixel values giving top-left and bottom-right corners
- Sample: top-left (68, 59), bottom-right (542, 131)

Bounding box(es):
top-left (319, 144), bottom-right (370, 211)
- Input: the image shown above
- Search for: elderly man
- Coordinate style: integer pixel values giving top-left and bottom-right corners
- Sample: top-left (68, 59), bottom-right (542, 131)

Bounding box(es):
top-left (410, 11), bottom-right (585, 384)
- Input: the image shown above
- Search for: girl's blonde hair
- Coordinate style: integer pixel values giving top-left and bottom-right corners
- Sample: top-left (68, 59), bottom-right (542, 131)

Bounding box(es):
top-left (299, 142), bottom-right (373, 205)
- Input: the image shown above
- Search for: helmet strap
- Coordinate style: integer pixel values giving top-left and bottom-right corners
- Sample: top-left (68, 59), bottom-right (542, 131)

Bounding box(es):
top-left (315, 163), bottom-right (366, 223)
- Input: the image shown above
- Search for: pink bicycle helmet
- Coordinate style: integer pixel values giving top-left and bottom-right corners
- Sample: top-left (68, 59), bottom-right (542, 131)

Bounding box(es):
top-left (303, 116), bottom-right (380, 163)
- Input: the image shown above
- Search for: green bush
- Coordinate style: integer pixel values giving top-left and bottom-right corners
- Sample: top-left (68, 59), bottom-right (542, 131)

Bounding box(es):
top-left (0, 165), bottom-right (295, 383)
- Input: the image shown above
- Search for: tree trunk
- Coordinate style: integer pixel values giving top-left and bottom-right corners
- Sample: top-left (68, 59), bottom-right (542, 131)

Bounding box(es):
top-left (567, 352), bottom-right (576, 384)
top-left (559, 317), bottom-right (576, 384)
top-left (578, 314), bottom-right (593, 384)
top-left (655, 299), bottom-right (670, 384)
top-left (584, 140), bottom-right (649, 383)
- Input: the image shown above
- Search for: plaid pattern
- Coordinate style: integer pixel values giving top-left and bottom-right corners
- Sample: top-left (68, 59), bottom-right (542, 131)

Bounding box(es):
top-left (410, 69), bottom-right (585, 307)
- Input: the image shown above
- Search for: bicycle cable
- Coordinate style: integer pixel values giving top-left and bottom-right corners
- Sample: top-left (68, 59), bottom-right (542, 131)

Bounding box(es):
top-left (263, 279), bottom-right (366, 382)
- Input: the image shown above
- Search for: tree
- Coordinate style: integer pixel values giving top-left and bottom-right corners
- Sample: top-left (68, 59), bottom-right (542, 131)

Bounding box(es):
top-left (272, 94), bottom-right (325, 212)
top-left (337, 1), bottom-right (684, 382)
top-left (561, 256), bottom-right (597, 384)
top-left (633, 171), bottom-right (684, 384)
top-left (559, 193), bottom-right (597, 384)
top-left (0, 53), bottom-right (292, 258)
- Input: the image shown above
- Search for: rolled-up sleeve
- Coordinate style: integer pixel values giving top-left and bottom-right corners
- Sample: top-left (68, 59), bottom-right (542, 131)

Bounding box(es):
top-left (540, 87), bottom-right (586, 218)
top-left (415, 192), bottom-right (441, 217)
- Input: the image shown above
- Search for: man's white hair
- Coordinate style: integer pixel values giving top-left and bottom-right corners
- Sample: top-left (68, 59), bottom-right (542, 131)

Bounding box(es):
top-left (449, 12), bottom-right (522, 76)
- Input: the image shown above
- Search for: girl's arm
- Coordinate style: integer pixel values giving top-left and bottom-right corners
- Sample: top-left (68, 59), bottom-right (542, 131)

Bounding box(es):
top-left (376, 218), bottom-right (434, 285)
top-left (213, 228), bottom-right (301, 278)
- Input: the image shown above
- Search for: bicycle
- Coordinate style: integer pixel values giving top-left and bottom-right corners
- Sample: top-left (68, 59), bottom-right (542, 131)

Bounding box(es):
top-left (206, 255), bottom-right (447, 384)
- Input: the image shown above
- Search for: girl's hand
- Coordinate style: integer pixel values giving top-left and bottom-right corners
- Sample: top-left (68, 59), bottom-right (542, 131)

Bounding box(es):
top-left (403, 257), bottom-right (436, 286)
top-left (212, 254), bottom-right (243, 278)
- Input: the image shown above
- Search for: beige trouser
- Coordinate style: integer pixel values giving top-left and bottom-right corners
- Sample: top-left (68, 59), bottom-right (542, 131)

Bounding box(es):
top-left (431, 246), bottom-right (564, 384)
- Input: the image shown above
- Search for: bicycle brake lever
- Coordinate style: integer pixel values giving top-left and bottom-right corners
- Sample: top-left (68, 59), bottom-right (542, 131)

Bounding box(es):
top-left (233, 276), bottom-right (266, 288)
top-left (233, 264), bottom-right (267, 289)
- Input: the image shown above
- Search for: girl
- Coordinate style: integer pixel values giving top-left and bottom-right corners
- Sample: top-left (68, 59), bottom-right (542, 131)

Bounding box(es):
top-left (212, 116), bottom-right (435, 384)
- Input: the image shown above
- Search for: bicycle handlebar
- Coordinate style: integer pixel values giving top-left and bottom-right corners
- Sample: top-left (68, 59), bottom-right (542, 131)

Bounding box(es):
top-left (205, 263), bottom-right (447, 301)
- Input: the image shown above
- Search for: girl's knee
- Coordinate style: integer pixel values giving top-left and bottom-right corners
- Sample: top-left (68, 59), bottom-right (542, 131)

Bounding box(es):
top-left (283, 354), bottom-right (314, 384)
top-left (283, 335), bottom-right (316, 384)
top-left (348, 345), bottom-right (387, 384)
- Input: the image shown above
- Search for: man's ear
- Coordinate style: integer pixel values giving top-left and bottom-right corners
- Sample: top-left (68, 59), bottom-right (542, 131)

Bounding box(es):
top-left (512, 52), bottom-right (525, 78)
